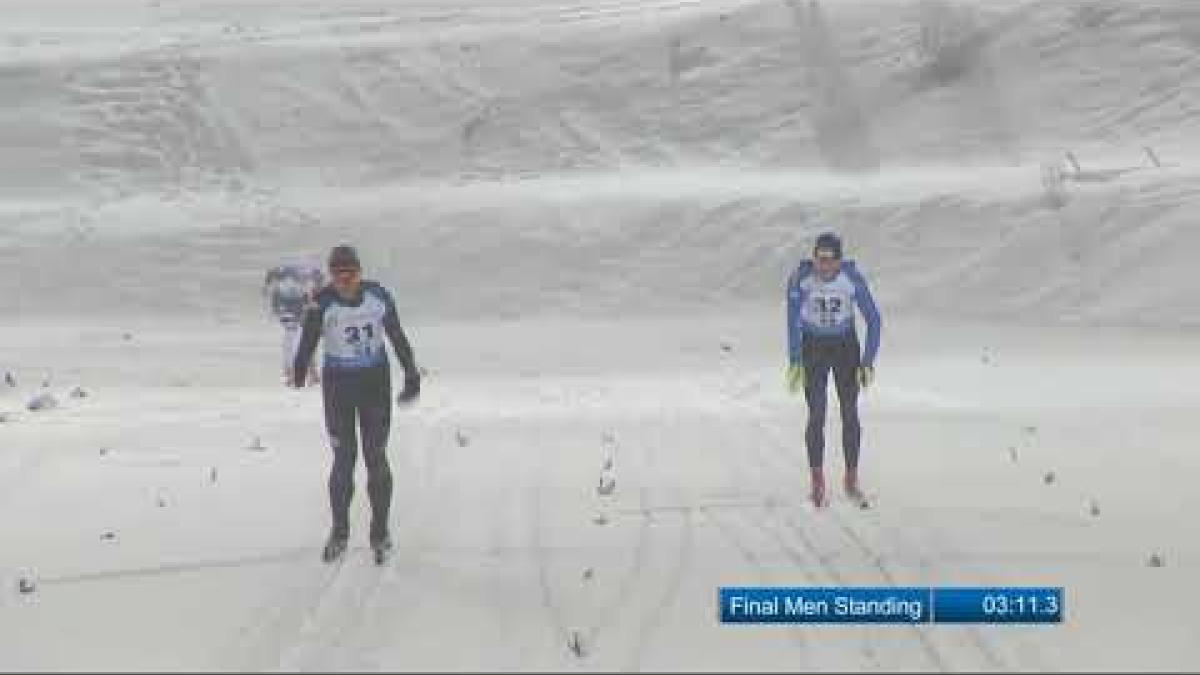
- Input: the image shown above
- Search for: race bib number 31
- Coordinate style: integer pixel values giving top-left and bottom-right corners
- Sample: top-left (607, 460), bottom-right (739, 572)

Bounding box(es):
top-left (330, 318), bottom-right (385, 362)
top-left (346, 322), bottom-right (379, 355)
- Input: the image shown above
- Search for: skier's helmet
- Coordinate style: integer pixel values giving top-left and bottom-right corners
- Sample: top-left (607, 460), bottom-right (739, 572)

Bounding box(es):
top-left (328, 245), bottom-right (361, 272)
top-left (813, 232), bottom-right (843, 259)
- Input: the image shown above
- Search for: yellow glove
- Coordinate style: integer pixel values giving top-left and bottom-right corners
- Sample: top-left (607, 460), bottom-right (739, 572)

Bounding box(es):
top-left (856, 365), bottom-right (875, 389)
top-left (786, 363), bottom-right (806, 394)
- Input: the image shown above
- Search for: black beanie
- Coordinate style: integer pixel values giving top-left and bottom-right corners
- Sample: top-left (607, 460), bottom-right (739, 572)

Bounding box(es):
top-left (813, 232), bottom-right (843, 259)
top-left (328, 245), bottom-right (361, 270)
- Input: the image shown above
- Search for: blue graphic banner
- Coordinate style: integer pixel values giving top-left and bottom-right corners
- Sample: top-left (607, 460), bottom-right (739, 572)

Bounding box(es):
top-left (718, 587), bottom-right (1063, 625)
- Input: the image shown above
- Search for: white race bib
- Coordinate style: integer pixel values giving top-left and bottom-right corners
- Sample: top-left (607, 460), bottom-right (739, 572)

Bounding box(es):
top-left (321, 290), bottom-right (391, 369)
top-left (799, 273), bottom-right (857, 332)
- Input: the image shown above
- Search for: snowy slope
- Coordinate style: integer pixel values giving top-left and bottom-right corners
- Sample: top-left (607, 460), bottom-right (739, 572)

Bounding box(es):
top-left (2, 0), bottom-right (1199, 672)
top-left (3, 0), bottom-right (1200, 325)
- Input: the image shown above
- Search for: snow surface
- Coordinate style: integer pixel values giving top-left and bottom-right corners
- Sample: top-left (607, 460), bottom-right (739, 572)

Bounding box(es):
top-left (2, 0), bottom-right (1199, 671)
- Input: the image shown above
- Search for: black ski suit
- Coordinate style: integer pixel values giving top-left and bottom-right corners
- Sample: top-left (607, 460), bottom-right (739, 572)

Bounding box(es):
top-left (293, 281), bottom-right (420, 542)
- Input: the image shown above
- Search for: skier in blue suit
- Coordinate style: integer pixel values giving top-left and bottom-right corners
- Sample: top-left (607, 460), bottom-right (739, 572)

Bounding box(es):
top-left (786, 233), bottom-right (882, 507)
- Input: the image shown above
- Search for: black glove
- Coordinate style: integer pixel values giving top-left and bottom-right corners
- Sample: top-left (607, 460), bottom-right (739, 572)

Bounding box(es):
top-left (397, 374), bottom-right (420, 405)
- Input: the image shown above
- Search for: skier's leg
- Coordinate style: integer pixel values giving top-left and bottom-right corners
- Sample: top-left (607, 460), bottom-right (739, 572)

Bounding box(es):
top-left (281, 323), bottom-right (299, 382)
top-left (323, 375), bottom-right (358, 539)
top-left (833, 340), bottom-right (862, 471)
top-left (359, 368), bottom-right (393, 544)
top-left (802, 344), bottom-right (832, 469)
top-left (298, 322), bottom-right (319, 384)
top-left (309, 349), bottom-right (321, 384)
top-left (833, 338), bottom-right (863, 484)
top-left (803, 341), bottom-right (833, 506)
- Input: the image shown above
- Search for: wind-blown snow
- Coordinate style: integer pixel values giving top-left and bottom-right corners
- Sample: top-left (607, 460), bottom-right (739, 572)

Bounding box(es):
top-left (2, 0), bottom-right (1198, 672)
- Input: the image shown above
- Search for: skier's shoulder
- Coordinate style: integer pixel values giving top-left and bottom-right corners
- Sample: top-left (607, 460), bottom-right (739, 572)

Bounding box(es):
top-left (790, 260), bottom-right (814, 284)
top-left (788, 261), bottom-right (814, 301)
top-left (361, 280), bottom-right (397, 307)
top-left (840, 259), bottom-right (869, 285)
top-left (312, 284), bottom-right (338, 310)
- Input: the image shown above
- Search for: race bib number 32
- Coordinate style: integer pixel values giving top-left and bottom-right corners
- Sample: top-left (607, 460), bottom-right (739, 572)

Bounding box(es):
top-left (811, 294), bottom-right (847, 327)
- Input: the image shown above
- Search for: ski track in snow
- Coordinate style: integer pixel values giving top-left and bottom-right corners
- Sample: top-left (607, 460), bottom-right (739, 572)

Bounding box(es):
top-left (3, 316), bottom-right (1199, 671)
top-left (264, 405), bottom-right (450, 672)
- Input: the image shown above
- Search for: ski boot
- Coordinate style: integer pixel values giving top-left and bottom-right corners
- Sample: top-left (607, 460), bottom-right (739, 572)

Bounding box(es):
top-left (844, 471), bottom-right (870, 509)
top-left (321, 530), bottom-right (348, 563)
top-left (809, 466), bottom-right (827, 508)
top-left (370, 530), bottom-right (393, 566)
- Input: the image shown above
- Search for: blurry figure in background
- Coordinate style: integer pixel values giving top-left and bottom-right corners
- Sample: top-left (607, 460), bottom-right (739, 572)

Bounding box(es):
top-left (264, 261), bottom-right (325, 385)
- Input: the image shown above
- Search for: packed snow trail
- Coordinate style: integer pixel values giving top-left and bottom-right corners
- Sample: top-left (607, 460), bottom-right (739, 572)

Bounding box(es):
top-left (3, 316), bottom-right (1199, 671)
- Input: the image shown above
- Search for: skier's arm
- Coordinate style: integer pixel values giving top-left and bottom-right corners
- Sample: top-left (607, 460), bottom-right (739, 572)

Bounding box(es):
top-left (306, 268), bottom-right (324, 302)
top-left (383, 315), bottom-right (418, 378)
top-left (852, 274), bottom-right (882, 367)
top-left (291, 302), bottom-right (322, 388)
top-left (786, 266), bottom-right (808, 365)
top-left (263, 269), bottom-right (277, 315)
top-left (379, 288), bottom-right (421, 399)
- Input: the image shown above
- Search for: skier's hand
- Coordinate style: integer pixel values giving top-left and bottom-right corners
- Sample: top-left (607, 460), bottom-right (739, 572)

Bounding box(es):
top-left (786, 363), bottom-right (806, 394)
top-left (397, 375), bottom-right (420, 406)
top-left (856, 365), bottom-right (875, 389)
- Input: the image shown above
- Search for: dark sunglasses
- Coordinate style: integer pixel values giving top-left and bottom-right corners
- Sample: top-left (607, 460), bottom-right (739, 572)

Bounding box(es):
top-left (330, 267), bottom-right (360, 276)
